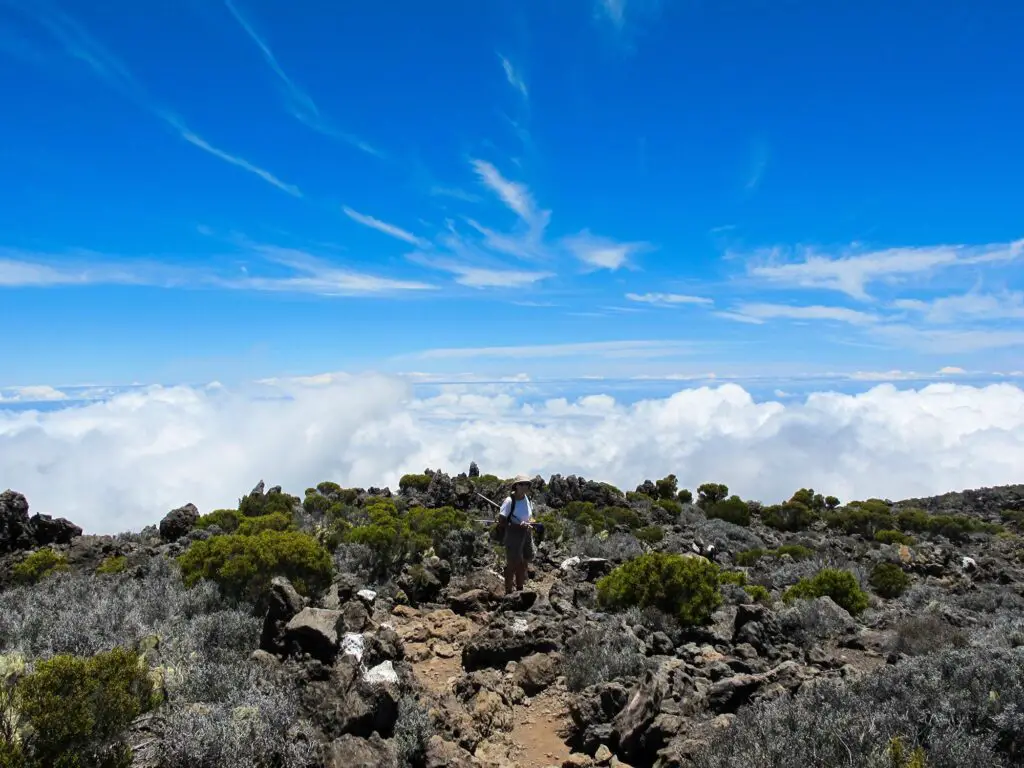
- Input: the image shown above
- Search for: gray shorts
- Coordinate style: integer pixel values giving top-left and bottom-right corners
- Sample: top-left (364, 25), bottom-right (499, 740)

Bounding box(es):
top-left (504, 524), bottom-right (535, 565)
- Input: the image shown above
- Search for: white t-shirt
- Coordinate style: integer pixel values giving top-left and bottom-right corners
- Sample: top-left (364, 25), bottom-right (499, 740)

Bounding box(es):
top-left (499, 495), bottom-right (533, 525)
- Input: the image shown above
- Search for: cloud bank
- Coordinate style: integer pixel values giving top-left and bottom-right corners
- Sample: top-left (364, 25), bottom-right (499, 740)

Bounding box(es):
top-left (3, 376), bottom-right (1024, 535)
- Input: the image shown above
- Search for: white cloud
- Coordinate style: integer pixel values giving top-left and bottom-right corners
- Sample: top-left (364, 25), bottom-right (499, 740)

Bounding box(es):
top-left (342, 206), bottom-right (428, 247)
top-left (470, 159), bottom-right (549, 233)
top-left (938, 366), bottom-right (966, 375)
top-left (498, 54), bottom-right (528, 99)
top-left (13, 1), bottom-right (306, 194)
top-left (727, 302), bottom-right (881, 325)
top-left (744, 239), bottom-right (1024, 300)
top-left (4, 376), bottom-right (1024, 535)
top-left (410, 340), bottom-right (693, 360)
top-left (0, 385), bottom-right (68, 403)
top-left (405, 253), bottom-right (552, 288)
top-left (562, 230), bottom-right (651, 270)
top-left (894, 290), bottom-right (1024, 324)
top-left (222, 0), bottom-right (379, 156)
top-left (626, 292), bottom-right (713, 307)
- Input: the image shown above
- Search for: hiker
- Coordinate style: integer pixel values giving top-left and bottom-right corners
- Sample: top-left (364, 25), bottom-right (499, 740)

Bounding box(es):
top-left (496, 474), bottom-right (535, 594)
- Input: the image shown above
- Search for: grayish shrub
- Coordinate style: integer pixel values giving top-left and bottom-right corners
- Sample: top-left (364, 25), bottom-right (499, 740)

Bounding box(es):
top-left (891, 614), bottom-right (969, 657)
top-left (561, 620), bottom-right (649, 692)
top-left (393, 694), bottom-right (434, 766)
top-left (568, 532), bottom-right (644, 561)
top-left (690, 647), bottom-right (1024, 768)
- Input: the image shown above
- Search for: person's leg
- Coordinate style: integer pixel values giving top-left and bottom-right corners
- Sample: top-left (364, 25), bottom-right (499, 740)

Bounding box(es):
top-left (516, 529), bottom-right (534, 590)
top-left (504, 527), bottom-right (525, 594)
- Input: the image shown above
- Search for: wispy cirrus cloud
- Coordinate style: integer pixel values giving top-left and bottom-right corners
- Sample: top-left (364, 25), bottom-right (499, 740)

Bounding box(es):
top-left (221, 0), bottom-right (381, 158)
top-left (626, 292), bottom-right (713, 307)
top-left (562, 230), bottom-right (652, 271)
top-left (743, 239), bottom-right (1024, 300)
top-left (893, 290), bottom-right (1024, 324)
top-left (341, 206), bottom-right (428, 247)
top-left (6, 0), bottom-right (302, 196)
top-left (721, 302), bottom-right (882, 326)
top-left (0, 245), bottom-right (435, 296)
top-left (498, 53), bottom-right (528, 99)
top-left (411, 339), bottom-right (693, 360)
top-left (471, 159), bottom-right (550, 234)
top-left (405, 253), bottom-right (553, 289)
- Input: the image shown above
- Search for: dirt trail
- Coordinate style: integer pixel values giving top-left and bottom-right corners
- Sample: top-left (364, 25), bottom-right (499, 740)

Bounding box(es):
top-left (391, 572), bottom-right (576, 768)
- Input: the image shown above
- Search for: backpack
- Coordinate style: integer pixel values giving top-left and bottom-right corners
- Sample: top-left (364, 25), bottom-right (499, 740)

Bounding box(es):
top-left (489, 496), bottom-right (515, 543)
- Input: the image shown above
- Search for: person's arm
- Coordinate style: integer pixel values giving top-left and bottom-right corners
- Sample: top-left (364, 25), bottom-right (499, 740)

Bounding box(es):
top-left (496, 497), bottom-right (511, 530)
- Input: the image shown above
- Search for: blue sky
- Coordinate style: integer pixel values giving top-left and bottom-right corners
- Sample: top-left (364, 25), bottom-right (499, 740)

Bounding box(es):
top-left (2, 0), bottom-right (1023, 390)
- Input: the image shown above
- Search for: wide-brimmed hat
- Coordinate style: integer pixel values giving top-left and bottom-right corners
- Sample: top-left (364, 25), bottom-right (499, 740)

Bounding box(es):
top-left (513, 474), bottom-right (532, 485)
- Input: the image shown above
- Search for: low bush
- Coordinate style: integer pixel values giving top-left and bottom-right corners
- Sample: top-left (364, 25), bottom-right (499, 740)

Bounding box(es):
top-left (690, 647), bottom-right (1024, 768)
top-left (95, 555), bottom-right (128, 576)
top-left (774, 544), bottom-right (815, 560)
top-left (597, 552), bottom-right (722, 627)
top-left (706, 495), bottom-right (751, 526)
top-left (561, 622), bottom-right (648, 692)
top-left (869, 562), bottom-right (911, 598)
top-left (8, 646), bottom-right (155, 767)
top-left (237, 488), bottom-right (299, 519)
top-left (891, 614), bottom-right (969, 657)
top-left (398, 473), bottom-right (432, 493)
top-left (635, 525), bottom-right (664, 545)
top-left (735, 548), bottom-right (766, 567)
top-left (236, 511), bottom-right (295, 536)
top-left (406, 505), bottom-right (471, 550)
top-left (761, 500), bottom-right (819, 532)
top-left (783, 568), bottom-right (869, 616)
top-left (194, 508), bottom-right (242, 533)
top-left (12, 549), bottom-right (69, 586)
top-left (677, 488), bottom-right (694, 505)
top-left (720, 570), bottom-right (747, 587)
top-left (177, 530), bottom-right (332, 606)
top-left (743, 584), bottom-right (772, 605)
top-left (875, 529), bottom-right (914, 546)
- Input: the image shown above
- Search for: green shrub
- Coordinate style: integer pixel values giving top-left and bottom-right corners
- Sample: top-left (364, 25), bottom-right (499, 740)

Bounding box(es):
top-left (827, 504), bottom-right (895, 537)
top-left (12, 646), bottom-right (154, 768)
top-left (895, 507), bottom-right (1001, 542)
top-left (535, 512), bottom-right (565, 543)
top-left (706, 496), bottom-right (751, 526)
top-left (784, 568), bottom-right (869, 615)
top-left (636, 525), bottom-right (664, 545)
top-left (235, 511), bottom-right (295, 536)
top-left (735, 548), bottom-right (766, 567)
top-left (720, 570), bottom-right (747, 586)
top-left (696, 483), bottom-right (729, 509)
top-left (653, 499), bottom-right (682, 519)
top-left (12, 549), bottom-right (69, 585)
top-left (677, 488), bottom-right (694, 505)
top-left (761, 500), bottom-right (819, 531)
top-left (406, 506), bottom-right (471, 549)
top-left (869, 563), bottom-right (910, 599)
top-left (398, 473), bottom-right (432, 493)
top-left (875, 529), bottom-right (914, 546)
top-left (194, 508), bottom-right (242, 533)
top-left (1000, 509), bottom-right (1024, 526)
top-left (95, 555), bottom-right (128, 576)
top-left (774, 544), bottom-right (815, 560)
top-left (237, 488), bottom-right (299, 518)
top-left (655, 474), bottom-right (678, 500)
top-left (597, 552), bottom-right (722, 627)
top-left (344, 499), bottom-right (424, 575)
top-left (743, 584), bottom-right (772, 605)
top-left (177, 529), bottom-right (332, 605)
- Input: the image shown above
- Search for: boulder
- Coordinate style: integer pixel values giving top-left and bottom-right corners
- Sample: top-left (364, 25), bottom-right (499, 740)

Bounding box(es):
top-left (284, 608), bottom-right (343, 663)
top-left (260, 576), bottom-right (305, 655)
top-left (158, 503), bottom-right (199, 542)
top-left (425, 735), bottom-right (482, 768)
top-left (461, 616), bottom-right (560, 671)
top-left (30, 513), bottom-right (82, 546)
top-left (513, 652), bottom-right (561, 695)
top-left (0, 490), bottom-right (34, 553)
top-left (327, 733), bottom-right (398, 768)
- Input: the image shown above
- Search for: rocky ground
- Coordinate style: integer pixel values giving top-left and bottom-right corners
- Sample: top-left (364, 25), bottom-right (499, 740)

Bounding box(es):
top-left (1, 473), bottom-right (1023, 768)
